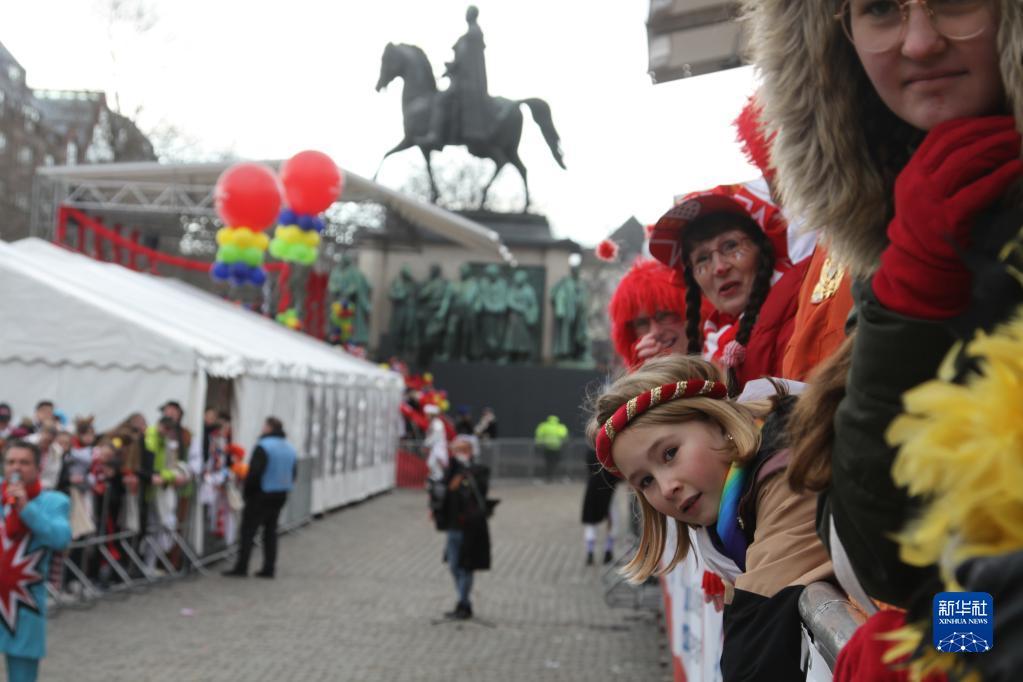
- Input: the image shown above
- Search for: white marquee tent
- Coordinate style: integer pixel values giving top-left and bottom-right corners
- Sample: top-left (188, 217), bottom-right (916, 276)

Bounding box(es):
top-left (0, 238), bottom-right (403, 517)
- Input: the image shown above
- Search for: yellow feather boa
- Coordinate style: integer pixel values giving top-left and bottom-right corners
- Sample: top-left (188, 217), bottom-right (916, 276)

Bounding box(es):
top-left (878, 308), bottom-right (1023, 681)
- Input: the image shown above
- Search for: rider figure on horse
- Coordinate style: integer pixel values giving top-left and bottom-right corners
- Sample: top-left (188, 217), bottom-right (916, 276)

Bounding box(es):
top-left (423, 5), bottom-right (491, 147)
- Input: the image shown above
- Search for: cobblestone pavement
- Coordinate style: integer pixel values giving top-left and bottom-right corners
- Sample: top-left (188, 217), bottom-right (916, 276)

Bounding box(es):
top-left (35, 483), bottom-right (669, 681)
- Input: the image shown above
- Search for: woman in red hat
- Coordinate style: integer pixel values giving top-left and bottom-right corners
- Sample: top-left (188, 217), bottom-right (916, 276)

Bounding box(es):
top-left (649, 181), bottom-right (812, 395)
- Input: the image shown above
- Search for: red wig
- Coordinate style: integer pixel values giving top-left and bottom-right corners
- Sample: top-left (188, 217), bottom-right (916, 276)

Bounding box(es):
top-left (609, 259), bottom-right (687, 369)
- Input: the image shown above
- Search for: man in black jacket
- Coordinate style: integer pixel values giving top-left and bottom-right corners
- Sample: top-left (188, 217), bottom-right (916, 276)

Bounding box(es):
top-left (223, 417), bottom-right (297, 579)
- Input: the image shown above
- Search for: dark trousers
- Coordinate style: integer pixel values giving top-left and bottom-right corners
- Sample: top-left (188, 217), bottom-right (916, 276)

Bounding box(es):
top-left (233, 491), bottom-right (288, 575)
top-left (542, 447), bottom-right (562, 481)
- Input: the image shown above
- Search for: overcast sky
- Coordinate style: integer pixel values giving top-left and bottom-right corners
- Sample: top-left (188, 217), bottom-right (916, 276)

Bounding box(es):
top-left (5, 1), bottom-right (758, 247)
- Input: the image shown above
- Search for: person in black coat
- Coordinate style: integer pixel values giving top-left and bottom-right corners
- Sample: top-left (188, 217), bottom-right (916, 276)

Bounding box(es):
top-left (436, 439), bottom-right (491, 620)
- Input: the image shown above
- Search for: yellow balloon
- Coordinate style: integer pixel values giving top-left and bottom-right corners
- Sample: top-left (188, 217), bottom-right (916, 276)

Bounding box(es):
top-left (254, 233), bottom-right (270, 251)
top-left (303, 231), bottom-right (321, 248)
top-left (277, 226), bottom-right (300, 244)
top-left (215, 227), bottom-right (233, 246)
top-left (234, 227), bottom-right (255, 249)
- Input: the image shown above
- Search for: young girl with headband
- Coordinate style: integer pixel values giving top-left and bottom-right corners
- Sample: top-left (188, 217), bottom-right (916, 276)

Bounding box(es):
top-left (588, 355), bottom-right (831, 679)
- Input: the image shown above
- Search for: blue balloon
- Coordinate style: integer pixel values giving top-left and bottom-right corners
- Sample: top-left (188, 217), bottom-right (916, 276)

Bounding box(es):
top-left (312, 217), bottom-right (325, 233)
top-left (249, 267), bottom-right (267, 286)
top-left (211, 261), bottom-right (231, 281)
top-left (230, 275), bottom-right (247, 287)
top-left (297, 214), bottom-right (315, 231)
top-left (231, 262), bottom-right (250, 278)
top-left (278, 208), bottom-right (297, 225)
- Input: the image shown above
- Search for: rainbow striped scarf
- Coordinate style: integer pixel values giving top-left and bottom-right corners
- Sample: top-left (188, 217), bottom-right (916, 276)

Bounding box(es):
top-left (714, 461), bottom-right (749, 570)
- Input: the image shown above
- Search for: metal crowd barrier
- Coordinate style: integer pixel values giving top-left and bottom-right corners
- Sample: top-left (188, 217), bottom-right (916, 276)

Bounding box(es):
top-left (395, 437), bottom-right (595, 484)
top-left (476, 437), bottom-right (592, 480)
top-left (799, 581), bottom-right (867, 679)
top-left (48, 461), bottom-right (315, 612)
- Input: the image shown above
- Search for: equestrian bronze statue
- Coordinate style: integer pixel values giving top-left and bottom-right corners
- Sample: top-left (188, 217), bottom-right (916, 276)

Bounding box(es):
top-left (375, 6), bottom-right (565, 211)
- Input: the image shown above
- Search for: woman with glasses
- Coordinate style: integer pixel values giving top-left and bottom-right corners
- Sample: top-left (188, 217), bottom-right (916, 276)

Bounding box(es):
top-left (649, 182), bottom-right (813, 395)
top-left (743, 0), bottom-right (1023, 675)
top-left (606, 258), bottom-right (691, 370)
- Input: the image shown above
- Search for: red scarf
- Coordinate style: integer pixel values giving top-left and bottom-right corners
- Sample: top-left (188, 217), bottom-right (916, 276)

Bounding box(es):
top-left (702, 310), bottom-right (739, 363)
top-left (2, 479), bottom-right (43, 542)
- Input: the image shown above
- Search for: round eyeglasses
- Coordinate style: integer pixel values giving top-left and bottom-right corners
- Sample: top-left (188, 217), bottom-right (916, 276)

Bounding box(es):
top-left (689, 236), bottom-right (752, 278)
top-left (836, 0), bottom-right (990, 54)
top-left (629, 310), bottom-right (683, 336)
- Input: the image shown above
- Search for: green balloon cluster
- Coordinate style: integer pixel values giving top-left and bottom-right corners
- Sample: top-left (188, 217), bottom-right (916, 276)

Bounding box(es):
top-left (269, 237), bottom-right (317, 266)
top-left (217, 244), bottom-right (265, 267)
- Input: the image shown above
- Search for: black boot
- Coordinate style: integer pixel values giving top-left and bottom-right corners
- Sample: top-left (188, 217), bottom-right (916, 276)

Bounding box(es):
top-left (603, 550), bottom-right (614, 565)
top-left (221, 568), bottom-right (247, 578)
top-left (444, 601), bottom-right (472, 620)
top-left (586, 552), bottom-right (594, 566)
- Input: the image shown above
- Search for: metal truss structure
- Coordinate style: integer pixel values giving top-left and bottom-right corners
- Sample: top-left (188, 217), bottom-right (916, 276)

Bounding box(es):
top-left (31, 161), bottom-right (514, 263)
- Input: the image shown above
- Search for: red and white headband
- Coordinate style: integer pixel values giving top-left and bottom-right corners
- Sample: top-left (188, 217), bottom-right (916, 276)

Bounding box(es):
top-left (595, 378), bottom-right (728, 478)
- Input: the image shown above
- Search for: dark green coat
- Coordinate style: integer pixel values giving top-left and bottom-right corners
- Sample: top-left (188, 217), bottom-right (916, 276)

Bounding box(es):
top-left (824, 208), bottom-right (1023, 608)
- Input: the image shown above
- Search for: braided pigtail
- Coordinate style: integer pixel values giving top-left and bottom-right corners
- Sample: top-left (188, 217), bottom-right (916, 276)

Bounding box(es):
top-left (733, 232), bottom-right (775, 349)
top-left (723, 232), bottom-right (775, 395)
top-left (682, 265), bottom-right (703, 355)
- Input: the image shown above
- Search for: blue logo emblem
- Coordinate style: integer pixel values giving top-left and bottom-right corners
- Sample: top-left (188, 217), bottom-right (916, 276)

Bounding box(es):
top-left (933, 592), bottom-right (993, 653)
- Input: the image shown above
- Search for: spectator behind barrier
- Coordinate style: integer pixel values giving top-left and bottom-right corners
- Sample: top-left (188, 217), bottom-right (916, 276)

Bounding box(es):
top-left (587, 355), bottom-right (832, 679)
top-left (744, 0), bottom-right (1023, 677)
top-left (1, 439), bottom-right (72, 681)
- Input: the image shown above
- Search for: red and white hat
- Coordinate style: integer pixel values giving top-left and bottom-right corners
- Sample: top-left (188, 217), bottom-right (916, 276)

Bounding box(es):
top-left (648, 180), bottom-right (799, 274)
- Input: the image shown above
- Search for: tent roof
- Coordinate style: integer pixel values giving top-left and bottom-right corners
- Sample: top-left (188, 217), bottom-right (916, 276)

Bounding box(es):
top-left (0, 238), bottom-right (401, 388)
top-left (37, 161), bottom-right (514, 263)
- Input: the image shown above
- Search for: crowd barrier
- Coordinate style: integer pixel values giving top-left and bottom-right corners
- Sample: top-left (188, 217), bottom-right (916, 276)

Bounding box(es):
top-left (395, 437), bottom-right (595, 487)
top-left (47, 459), bottom-right (316, 611)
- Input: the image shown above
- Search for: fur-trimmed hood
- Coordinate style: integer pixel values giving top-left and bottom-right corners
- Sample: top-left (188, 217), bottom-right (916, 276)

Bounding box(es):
top-left (740, 0), bottom-right (1023, 276)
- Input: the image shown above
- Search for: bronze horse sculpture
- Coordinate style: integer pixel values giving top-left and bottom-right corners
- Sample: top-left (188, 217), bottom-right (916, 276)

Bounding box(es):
top-left (375, 42), bottom-right (565, 211)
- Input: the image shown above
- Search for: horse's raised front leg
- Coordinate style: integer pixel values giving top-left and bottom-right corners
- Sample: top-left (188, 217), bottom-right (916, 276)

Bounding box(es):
top-left (373, 137), bottom-right (415, 180)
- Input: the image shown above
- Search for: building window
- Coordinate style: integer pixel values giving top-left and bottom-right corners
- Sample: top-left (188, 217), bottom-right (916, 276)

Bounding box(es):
top-left (7, 65), bottom-right (21, 84)
top-left (66, 140), bottom-right (78, 165)
top-left (44, 154), bottom-right (54, 166)
top-left (17, 147), bottom-right (33, 165)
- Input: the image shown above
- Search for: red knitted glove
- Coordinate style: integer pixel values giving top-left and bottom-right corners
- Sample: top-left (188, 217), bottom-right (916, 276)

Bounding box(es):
top-left (873, 116), bottom-right (1023, 319)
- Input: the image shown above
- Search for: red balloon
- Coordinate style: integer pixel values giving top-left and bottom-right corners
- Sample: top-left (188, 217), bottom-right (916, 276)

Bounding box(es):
top-left (214, 163), bottom-right (283, 230)
top-left (279, 150), bottom-right (343, 215)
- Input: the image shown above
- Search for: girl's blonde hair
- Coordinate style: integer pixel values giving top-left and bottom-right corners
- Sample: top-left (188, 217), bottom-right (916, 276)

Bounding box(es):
top-left (585, 355), bottom-right (773, 583)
